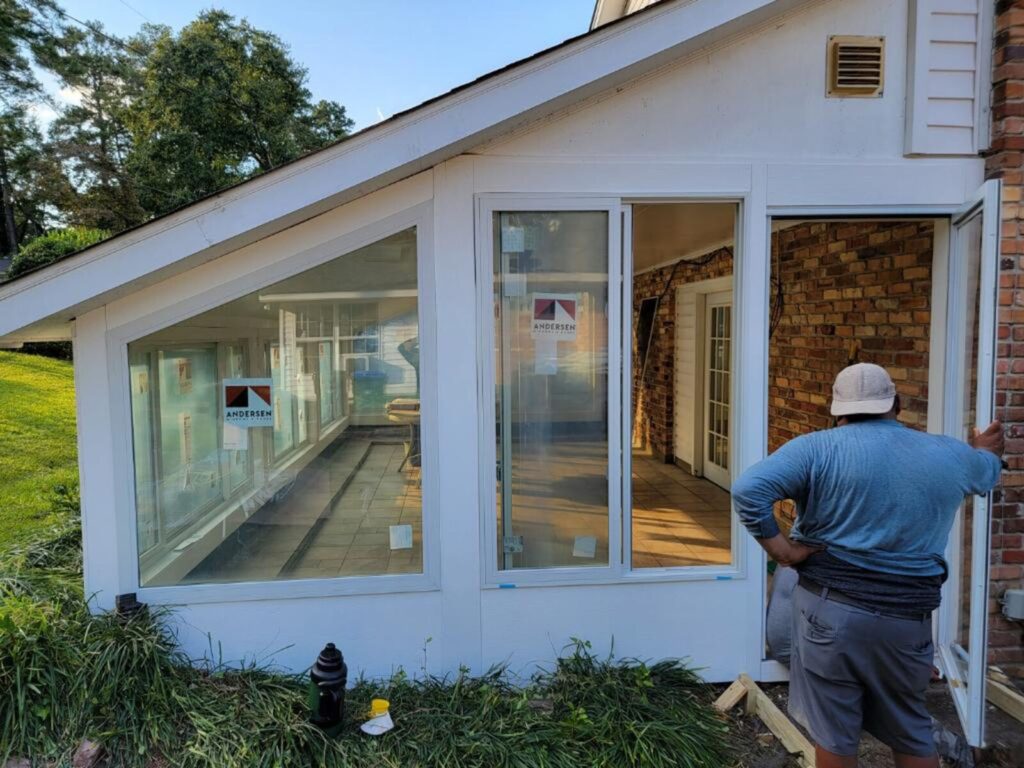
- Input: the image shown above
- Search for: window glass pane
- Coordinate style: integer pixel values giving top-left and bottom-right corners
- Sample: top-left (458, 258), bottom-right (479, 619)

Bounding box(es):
top-left (129, 227), bottom-right (423, 587)
top-left (130, 351), bottom-right (158, 553)
top-left (493, 211), bottom-right (610, 569)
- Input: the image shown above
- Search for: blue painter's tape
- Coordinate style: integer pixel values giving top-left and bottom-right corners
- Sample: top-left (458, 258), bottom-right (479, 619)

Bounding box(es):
top-left (715, 575), bottom-right (733, 581)
top-left (498, 583), bottom-right (517, 589)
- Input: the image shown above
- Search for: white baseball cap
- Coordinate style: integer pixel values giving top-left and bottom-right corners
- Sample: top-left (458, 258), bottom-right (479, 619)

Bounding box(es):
top-left (830, 363), bottom-right (896, 417)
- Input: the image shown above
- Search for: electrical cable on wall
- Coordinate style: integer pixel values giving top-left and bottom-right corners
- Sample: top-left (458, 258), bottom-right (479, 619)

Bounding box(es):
top-left (633, 247), bottom-right (735, 449)
top-left (636, 246), bottom-right (732, 390)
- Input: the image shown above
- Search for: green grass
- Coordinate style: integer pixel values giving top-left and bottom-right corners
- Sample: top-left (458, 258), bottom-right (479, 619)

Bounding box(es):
top-left (0, 351), bottom-right (78, 550)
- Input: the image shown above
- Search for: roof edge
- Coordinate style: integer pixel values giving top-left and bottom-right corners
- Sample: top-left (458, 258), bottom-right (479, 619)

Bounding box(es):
top-left (0, 0), bottom-right (792, 341)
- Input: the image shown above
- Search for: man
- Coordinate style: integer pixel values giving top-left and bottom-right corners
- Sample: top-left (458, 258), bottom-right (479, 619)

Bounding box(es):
top-left (732, 363), bottom-right (1004, 768)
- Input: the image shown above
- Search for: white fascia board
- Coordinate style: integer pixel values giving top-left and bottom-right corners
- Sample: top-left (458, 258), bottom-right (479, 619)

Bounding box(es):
top-left (0, 0), bottom-right (793, 341)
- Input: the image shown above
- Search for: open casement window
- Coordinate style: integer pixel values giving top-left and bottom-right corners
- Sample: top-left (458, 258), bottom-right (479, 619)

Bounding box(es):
top-left (937, 179), bottom-right (1001, 747)
top-left (479, 198), bottom-right (623, 582)
top-left (128, 226), bottom-right (428, 590)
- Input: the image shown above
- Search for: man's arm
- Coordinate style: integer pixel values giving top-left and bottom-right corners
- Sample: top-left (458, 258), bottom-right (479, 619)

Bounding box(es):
top-left (965, 419), bottom-right (1005, 494)
top-left (732, 438), bottom-right (820, 567)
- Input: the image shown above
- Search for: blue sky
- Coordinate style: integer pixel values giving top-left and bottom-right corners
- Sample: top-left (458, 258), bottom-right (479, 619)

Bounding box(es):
top-left (47, 0), bottom-right (595, 129)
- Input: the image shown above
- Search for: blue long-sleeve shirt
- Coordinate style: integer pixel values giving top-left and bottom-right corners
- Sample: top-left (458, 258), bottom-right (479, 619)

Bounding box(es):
top-left (732, 420), bottom-right (1002, 577)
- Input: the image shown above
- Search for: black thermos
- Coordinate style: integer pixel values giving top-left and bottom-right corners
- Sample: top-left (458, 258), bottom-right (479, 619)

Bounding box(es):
top-left (309, 642), bottom-right (347, 732)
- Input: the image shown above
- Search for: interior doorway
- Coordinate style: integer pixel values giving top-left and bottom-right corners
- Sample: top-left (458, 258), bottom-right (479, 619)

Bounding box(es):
top-left (628, 201), bottom-right (738, 569)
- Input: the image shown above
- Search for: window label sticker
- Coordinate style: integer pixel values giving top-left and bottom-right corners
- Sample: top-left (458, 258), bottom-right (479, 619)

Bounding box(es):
top-left (389, 524), bottom-right (414, 550)
top-left (531, 293), bottom-right (577, 341)
top-left (224, 378), bottom-right (274, 428)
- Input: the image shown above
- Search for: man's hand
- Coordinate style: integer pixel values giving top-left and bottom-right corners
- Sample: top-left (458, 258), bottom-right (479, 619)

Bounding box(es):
top-left (758, 533), bottom-right (820, 567)
top-left (970, 420), bottom-right (1005, 459)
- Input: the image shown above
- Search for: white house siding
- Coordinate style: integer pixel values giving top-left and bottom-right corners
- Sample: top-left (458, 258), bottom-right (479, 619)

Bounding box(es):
top-left (905, 0), bottom-right (991, 156)
top-left (484, 0), bottom-right (912, 162)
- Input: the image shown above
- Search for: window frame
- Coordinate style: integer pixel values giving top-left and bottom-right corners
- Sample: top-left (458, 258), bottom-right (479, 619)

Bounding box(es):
top-left (109, 202), bottom-right (440, 604)
top-left (476, 194), bottom-right (752, 589)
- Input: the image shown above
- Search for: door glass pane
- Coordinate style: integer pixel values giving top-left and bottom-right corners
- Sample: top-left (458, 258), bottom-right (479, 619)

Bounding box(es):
top-left (955, 212), bottom-right (983, 663)
top-left (706, 304), bottom-right (730, 472)
top-left (494, 211), bottom-right (610, 569)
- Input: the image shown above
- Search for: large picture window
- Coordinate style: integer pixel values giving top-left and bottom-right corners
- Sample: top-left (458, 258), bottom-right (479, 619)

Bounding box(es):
top-left (129, 227), bottom-right (424, 588)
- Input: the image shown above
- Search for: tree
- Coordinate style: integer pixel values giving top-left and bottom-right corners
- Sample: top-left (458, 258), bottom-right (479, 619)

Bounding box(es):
top-left (0, 0), bottom-right (64, 256)
top-left (45, 23), bottom-right (149, 230)
top-left (127, 11), bottom-right (354, 214)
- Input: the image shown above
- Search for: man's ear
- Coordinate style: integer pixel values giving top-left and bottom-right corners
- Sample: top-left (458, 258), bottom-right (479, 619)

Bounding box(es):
top-left (893, 394), bottom-right (902, 417)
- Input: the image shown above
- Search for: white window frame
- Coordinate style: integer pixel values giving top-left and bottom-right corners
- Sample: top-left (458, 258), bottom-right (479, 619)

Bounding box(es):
top-left (477, 195), bottom-right (623, 586)
top-left (106, 202), bottom-right (441, 604)
top-left (477, 194), bottom-right (754, 588)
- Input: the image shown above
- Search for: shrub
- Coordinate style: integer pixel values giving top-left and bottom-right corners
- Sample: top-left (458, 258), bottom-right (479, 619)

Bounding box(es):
top-left (7, 228), bottom-right (108, 280)
top-left (0, 491), bottom-right (734, 767)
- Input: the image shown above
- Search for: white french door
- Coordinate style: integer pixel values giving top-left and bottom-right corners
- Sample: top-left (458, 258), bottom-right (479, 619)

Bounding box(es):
top-left (702, 292), bottom-right (732, 490)
top-left (937, 179), bottom-right (1001, 746)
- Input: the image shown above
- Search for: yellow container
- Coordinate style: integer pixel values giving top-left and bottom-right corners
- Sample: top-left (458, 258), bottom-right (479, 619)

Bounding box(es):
top-left (368, 698), bottom-right (390, 718)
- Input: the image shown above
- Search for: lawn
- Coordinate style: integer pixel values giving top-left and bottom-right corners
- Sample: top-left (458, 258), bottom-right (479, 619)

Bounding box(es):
top-left (0, 351), bottom-right (77, 550)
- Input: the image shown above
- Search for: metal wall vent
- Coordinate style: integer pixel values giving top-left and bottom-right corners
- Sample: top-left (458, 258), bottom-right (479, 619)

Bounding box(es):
top-left (827, 36), bottom-right (884, 98)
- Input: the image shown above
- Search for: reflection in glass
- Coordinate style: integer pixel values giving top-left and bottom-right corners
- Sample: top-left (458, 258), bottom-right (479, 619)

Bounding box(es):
top-left (493, 211), bottom-right (610, 569)
top-left (129, 228), bottom-right (423, 587)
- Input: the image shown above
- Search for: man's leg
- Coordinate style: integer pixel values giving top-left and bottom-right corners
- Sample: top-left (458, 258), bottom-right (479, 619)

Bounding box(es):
top-left (891, 752), bottom-right (938, 768)
top-left (816, 745), bottom-right (858, 768)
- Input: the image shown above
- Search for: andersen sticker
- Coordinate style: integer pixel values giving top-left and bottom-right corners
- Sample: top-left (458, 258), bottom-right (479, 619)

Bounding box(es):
top-left (223, 378), bottom-right (273, 428)
top-left (531, 293), bottom-right (577, 342)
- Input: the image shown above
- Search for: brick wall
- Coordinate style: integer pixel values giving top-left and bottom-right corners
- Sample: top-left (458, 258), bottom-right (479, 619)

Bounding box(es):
top-left (986, 0), bottom-right (1024, 674)
top-left (632, 221), bottom-right (933, 468)
top-left (768, 221), bottom-right (934, 453)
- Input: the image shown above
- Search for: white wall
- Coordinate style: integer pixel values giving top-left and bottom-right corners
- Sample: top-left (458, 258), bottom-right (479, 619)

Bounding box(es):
top-left (906, 0), bottom-right (992, 156)
top-left (486, 0), bottom-right (912, 161)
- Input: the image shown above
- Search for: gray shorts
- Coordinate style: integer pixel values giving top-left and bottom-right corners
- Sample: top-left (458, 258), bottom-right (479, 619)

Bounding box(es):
top-left (788, 584), bottom-right (936, 758)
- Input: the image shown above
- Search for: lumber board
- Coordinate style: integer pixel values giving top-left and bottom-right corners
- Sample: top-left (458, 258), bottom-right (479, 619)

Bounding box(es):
top-left (986, 677), bottom-right (1024, 725)
top-left (713, 679), bottom-right (748, 712)
top-left (739, 674), bottom-right (816, 768)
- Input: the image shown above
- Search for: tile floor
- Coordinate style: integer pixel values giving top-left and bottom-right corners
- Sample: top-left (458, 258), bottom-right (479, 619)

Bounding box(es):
top-left (630, 454), bottom-right (732, 567)
top-left (499, 442), bottom-right (732, 569)
top-left (287, 443), bottom-right (422, 578)
top-left (188, 435), bottom-right (728, 583)
top-left (185, 429), bottom-right (421, 584)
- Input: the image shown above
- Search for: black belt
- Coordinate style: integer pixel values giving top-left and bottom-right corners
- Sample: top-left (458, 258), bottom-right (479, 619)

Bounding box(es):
top-left (798, 575), bottom-right (930, 622)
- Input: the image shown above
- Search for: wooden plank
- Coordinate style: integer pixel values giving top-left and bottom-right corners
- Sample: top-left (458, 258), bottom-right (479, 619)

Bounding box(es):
top-left (713, 679), bottom-right (748, 713)
top-left (739, 674), bottom-right (816, 768)
top-left (986, 677), bottom-right (1024, 725)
